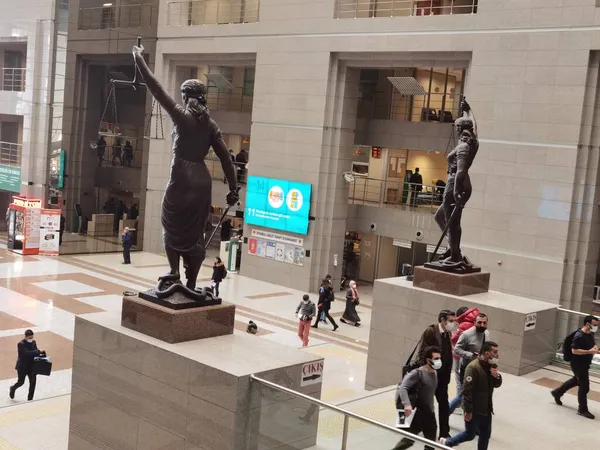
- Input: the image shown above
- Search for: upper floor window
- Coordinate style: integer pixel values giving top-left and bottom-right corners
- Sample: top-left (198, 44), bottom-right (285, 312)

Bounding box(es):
top-left (166, 0), bottom-right (260, 26)
top-left (336, 0), bottom-right (477, 19)
top-left (358, 67), bottom-right (466, 124)
top-left (78, 2), bottom-right (156, 30)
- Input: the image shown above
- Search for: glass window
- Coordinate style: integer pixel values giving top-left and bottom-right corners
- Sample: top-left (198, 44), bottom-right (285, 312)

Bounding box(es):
top-left (243, 68), bottom-right (255, 97)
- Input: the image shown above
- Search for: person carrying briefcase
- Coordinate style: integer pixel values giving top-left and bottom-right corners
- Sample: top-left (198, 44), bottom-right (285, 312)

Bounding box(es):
top-left (9, 329), bottom-right (45, 401)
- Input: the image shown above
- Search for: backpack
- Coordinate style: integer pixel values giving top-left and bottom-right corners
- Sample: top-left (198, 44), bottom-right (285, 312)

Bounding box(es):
top-left (563, 330), bottom-right (578, 362)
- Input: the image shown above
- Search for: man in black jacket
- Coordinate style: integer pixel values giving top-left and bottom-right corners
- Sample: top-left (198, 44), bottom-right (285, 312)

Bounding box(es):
top-left (441, 341), bottom-right (502, 449)
top-left (417, 309), bottom-right (456, 439)
top-left (122, 227), bottom-right (133, 264)
top-left (9, 330), bottom-right (44, 401)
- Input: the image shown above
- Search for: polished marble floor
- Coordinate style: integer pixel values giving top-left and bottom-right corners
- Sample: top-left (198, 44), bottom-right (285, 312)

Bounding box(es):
top-left (0, 248), bottom-right (597, 449)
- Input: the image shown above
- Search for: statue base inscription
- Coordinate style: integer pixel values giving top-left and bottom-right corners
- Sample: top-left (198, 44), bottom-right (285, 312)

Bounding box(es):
top-left (413, 266), bottom-right (490, 296)
top-left (121, 295), bottom-right (235, 343)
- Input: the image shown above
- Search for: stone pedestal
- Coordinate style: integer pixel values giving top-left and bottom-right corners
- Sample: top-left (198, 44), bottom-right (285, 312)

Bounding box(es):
top-left (366, 277), bottom-right (558, 389)
top-left (413, 266), bottom-right (490, 296)
top-left (121, 296), bottom-right (235, 343)
top-left (69, 312), bottom-right (324, 450)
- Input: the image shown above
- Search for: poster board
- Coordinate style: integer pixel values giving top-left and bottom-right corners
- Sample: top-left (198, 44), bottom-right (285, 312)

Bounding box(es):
top-left (39, 209), bottom-right (61, 255)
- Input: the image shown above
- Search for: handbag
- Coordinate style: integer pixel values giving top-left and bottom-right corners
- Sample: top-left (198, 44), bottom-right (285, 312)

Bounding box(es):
top-left (32, 356), bottom-right (52, 376)
top-left (402, 337), bottom-right (423, 377)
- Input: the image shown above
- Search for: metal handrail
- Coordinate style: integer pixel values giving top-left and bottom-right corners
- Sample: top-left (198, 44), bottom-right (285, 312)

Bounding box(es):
top-left (557, 307), bottom-right (589, 318)
top-left (206, 89), bottom-right (253, 113)
top-left (250, 374), bottom-right (451, 449)
top-left (167, 0), bottom-right (260, 26)
top-left (336, 0), bottom-right (477, 19)
top-left (358, 92), bottom-right (463, 123)
top-left (78, 3), bottom-right (155, 30)
top-left (0, 141), bottom-right (21, 166)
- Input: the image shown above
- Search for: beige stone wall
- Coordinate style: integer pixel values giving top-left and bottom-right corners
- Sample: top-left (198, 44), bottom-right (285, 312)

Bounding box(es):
top-left (145, 0), bottom-right (600, 304)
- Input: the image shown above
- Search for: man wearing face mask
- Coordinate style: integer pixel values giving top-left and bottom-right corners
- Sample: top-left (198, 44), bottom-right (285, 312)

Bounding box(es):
top-left (453, 313), bottom-right (490, 403)
top-left (440, 341), bottom-right (502, 449)
top-left (551, 315), bottom-right (599, 419)
top-left (417, 310), bottom-right (456, 439)
top-left (393, 346), bottom-right (442, 450)
top-left (9, 330), bottom-right (45, 401)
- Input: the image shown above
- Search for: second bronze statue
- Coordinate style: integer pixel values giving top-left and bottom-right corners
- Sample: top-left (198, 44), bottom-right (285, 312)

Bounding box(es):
top-left (428, 99), bottom-right (479, 274)
top-left (132, 43), bottom-right (239, 301)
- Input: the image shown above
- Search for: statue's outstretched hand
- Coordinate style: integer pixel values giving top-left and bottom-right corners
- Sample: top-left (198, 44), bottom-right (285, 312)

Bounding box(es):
top-left (226, 190), bottom-right (239, 207)
top-left (132, 44), bottom-right (145, 56)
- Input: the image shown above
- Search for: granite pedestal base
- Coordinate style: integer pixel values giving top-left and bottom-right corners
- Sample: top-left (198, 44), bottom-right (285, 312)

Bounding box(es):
top-left (413, 265), bottom-right (490, 296)
top-left (121, 295), bottom-right (235, 343)
top-left (69, 312), bottom-right (324, 450)
top-left (366, 277), bottom-right (558, 389)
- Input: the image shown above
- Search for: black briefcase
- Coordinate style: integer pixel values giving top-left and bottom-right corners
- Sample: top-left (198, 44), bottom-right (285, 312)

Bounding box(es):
top-left (32, 356), bottom-right (52, 376)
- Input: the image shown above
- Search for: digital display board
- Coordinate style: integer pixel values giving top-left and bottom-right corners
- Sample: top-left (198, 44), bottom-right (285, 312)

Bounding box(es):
top-left (245, 176), bottom-right (312, 235)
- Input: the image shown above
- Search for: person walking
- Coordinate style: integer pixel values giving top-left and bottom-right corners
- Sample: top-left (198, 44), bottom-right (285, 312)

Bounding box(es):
top-left (441, 341), bottom-right (502, 449)
top-left (453, 313), bottom-right (490, 409)
top-left (211, 256), bottom-right (227, 298)
top-left (551, 315), bottom-right (599, 419)
top-left (96, 136), bottom-right (107, 167)
top-left (393, 346), bottom-right (442, 450)
top-left (295, 294), bottom-right (316, 347)
top-left (121, 226), bottom-right (133, 264)
top-left (341, 280), bottom-right (361, 327)
top-left (417, 310), bottom-right (457, 440)
top-left (449, 306), bottom-right (480, 415)
top-left (123, 141), bottom-right (134, 167)
top-left (312, 279), bottom-right (339, 331)
top-left (59, 214), bottom-right (66, 246)
top-left (9, 330), bottom-right (45, 401)
top-left (112, 138), bottom-right (123, 166)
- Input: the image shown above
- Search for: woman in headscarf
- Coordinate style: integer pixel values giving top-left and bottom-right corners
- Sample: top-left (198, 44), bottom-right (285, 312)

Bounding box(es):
top-left (132, 44), bottom-right (238, 292)
top-left (341, 280), bottom-right (361, 327)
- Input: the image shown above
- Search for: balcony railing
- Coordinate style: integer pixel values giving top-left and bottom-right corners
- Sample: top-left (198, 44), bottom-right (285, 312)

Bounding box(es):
top-left (1, 68), bottom-right (25, 92)
top-left (166, 0), bottom-right (260, 26)
top-left (206, 89), bottom-right (253, 113)
top-left (207, 158), bottom-right (248, 184)
top-left (358, 92), bottom-right (463, 123)
top-left (348, 176), bottom-right (444, 211)
top-left (78, 3), bottom-right (155, 30)
top-left (336, 0), bottom-right (477, 19)
top-left (0, 141), bottom-right (21, 166)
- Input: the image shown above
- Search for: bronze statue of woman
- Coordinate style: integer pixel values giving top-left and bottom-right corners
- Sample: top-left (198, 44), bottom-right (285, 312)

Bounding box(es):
top-left (433, 99), bottom-right (478, 271)
top-left (133, 44), bottom-right (238, 297)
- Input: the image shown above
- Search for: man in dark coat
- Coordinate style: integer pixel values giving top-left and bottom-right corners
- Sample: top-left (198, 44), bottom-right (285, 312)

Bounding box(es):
top-left (9, 329), bottom-right (44, 401)
top-left (312, 279), bottom-right (338, 331)
top-left (122, 226), bottom-right (133, 264)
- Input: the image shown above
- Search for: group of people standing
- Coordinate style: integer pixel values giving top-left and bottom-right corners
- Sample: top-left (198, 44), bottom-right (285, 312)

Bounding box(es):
top-left (96, 136), bottom-right (134, 167)
top-left (394, 308), bottom-right (501, 450)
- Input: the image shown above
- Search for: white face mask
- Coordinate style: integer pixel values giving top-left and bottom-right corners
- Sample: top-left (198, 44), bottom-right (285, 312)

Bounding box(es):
top-left (430, 359), bottom-right (443, 370)
top-left (488, 357), bottom-right (498, 365)
top-left (446, 322), bottom-right (458, 333)
top-left (592, 325), bottom-right (598, 333)
top-left (26, 338), bottom-right (33, 343)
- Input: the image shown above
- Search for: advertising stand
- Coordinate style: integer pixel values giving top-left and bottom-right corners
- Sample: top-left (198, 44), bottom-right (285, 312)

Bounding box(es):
top-left (39, 209), bottom-right (61, 255)
top-left (7, 197), bottom-right (42, 255)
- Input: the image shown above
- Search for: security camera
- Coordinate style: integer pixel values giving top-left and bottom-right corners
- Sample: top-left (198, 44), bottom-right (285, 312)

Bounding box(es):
top-left (369, 223), bottom-right (377, 232)
top-left (416, 230), bottom-right (424, 241)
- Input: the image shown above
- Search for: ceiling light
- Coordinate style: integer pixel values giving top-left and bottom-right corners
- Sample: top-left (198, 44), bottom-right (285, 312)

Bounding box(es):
top-left (103, 3), bottom-right (113, 6)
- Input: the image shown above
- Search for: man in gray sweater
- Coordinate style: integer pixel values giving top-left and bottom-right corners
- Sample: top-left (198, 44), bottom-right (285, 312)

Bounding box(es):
top-left (453, 313), bottom-right (490, 405)
top-left (393, 346), bottom-right (441, 450)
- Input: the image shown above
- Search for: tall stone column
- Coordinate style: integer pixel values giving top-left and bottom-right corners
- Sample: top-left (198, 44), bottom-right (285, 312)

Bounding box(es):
top-left (241, 50), bottom-right (360, 292)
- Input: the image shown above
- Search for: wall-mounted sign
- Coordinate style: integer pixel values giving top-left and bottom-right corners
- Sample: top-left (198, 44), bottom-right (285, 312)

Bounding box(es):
top-left (248, 236), bottom-right (305, 266)
top-left (13, 197), bottom-right (42, 208)
top-left (251, 229), bottom-right (304, 246)
top-left (0, 165), bottom-right (21, 193)
top-left (245, 176), bottom-right (312, 235)
top-left (371, 146), bottom-right (382, 159)
top-left (301, 361), bottom-right (324, 387)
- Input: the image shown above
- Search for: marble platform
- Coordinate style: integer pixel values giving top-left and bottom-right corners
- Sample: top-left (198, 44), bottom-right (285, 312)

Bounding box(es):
top-left (413, 266), bottom-right (490, 296)
top-left (69, 312), bottom-right (324, 450)
top-left (121, 295), bottom-right (235, 343)
top-left (365, 277), bottom-right (558, 389)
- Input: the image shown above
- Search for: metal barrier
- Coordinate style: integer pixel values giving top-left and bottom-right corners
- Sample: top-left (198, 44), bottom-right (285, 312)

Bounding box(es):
top-left (358, 92), bottom-right (463, 123)
top-left (0, 141), bottom-right (21, 166)
top-left (78, 3), bottom-right (156, 30)
top-left (167, 0), bottom-right (260, 26)
top-left (336, 0), bottom-right (478, 19)
top-left (348, 177), bottom-right (443, 211)
top-left (250, 374), bottom-right (452, 449)
top-left (1, 68), bottom-right (25, 92)
top-left (206, 158), bottom-right (248, 184)
top-left (206, 90), bottom-right (253, 113)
